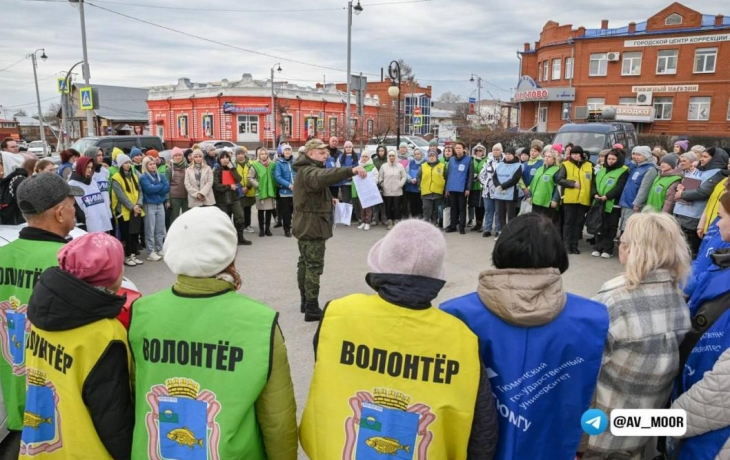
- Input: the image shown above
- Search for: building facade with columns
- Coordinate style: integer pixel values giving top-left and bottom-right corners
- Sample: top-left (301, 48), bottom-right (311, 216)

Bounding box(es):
top-left (518, 2), bottom-right (730, 136)
top-left (147, 74), bottom-right (380, 148)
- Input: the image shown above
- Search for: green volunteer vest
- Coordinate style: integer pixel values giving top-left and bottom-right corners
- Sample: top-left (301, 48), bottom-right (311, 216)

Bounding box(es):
top-left (252, 161), bottom-right (277, 200)
top-left (646, 175), bottom-right (681, 212)
top-left (351, 163), bottom-right (375, 199)
top-left (472, 157), bottom-right (485, 191)
top-left (529, 165), bottom-right (559, 208)
top-left (594, 166), bottom-right (628, 213)
top-left (128, 288), bottom-right (277, 460)
top-left (0, 238), bottom-right (64, 430)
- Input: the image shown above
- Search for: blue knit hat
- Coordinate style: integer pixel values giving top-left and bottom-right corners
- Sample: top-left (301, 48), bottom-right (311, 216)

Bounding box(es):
top-left (129, 147), bottom-right (143, 159)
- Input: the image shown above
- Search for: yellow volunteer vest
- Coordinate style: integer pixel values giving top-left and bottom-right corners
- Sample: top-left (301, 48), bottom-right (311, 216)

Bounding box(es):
top-left (237, 163), bottom-right (256, 198)
top-left (20, 319), bottom-right (130, 459)
top-left (300, 294), bottom-right (480, 460)
top-left (110, 172), bottom-right (145, 221)
top-left (562, 161), bottom-right (593, 206)
top-left (703, 177), bottom-right (728, 233)
top-left (420, 162), bottom-right (446, 196)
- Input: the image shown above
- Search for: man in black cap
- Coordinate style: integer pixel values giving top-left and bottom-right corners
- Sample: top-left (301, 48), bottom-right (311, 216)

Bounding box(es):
top-left (0, 173), bottom-right (83, 459)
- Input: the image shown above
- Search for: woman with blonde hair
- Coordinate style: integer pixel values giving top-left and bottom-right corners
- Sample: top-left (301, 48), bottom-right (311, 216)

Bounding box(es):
top-left (584, 211), bottom-right (692, 460)
top-left (184, 148), bottom-right (215, 208)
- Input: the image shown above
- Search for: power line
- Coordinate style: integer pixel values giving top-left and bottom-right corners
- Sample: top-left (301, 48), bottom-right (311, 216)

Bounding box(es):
top-left (85, 0), bottom-right (434, 12)
top-left (2, 96), bottom-right (58, 109)
top-left (0, 57), bottom-right (28, 73)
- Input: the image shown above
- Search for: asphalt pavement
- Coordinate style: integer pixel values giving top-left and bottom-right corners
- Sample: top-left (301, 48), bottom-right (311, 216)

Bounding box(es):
top-left (128, 218), bottom-right (625, 459)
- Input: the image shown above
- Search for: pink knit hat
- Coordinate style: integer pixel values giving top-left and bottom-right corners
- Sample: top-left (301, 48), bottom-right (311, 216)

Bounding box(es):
top-left (58, 233), bottom-right (125, 288)
top-left (367, 219), bottom-right (446, 280)
top-left (551, 143), bottom-right (563, 155)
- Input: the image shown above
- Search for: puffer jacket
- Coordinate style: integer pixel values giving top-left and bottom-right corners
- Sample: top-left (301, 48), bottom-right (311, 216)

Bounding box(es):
top-left (378, 161), bottom-right (406, 196)
top-left (274, 156), bottom-right (295, 197)
top-left (291, 153), bottom-right (354, 241)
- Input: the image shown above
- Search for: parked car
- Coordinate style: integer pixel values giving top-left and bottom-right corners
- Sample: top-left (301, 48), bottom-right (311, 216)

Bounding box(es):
top-left (198, 140), bottom-right (237, 151)
top-left (552, 122), bottom-right (637, 164)
top-left (365, 135), bottom-right (430, 158)
top-left (27, 140), bottom-right (52, 158)
top-left (71, 135), bottom-right (165, 157)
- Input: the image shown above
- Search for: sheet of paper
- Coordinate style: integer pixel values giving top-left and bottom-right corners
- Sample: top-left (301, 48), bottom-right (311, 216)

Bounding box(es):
top-left (353, 172), bottom-right (383, 208)
top-left (334, 202), bottom-right (353, 226)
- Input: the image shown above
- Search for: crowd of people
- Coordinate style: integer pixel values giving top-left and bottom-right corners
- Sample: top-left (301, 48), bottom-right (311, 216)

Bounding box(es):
top-left (0, 134), bottom-right (729, 460)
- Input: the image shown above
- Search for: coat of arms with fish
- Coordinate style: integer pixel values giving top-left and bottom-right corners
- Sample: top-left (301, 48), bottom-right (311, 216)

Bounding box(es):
top-left (19, 368), bottom-right (63, 455)
top-left (0, 295), bottom-right (30, 375)
top-left (145, 377), bottom-right (221, 460)
top-left (344, 388), bottom-right (435, 460)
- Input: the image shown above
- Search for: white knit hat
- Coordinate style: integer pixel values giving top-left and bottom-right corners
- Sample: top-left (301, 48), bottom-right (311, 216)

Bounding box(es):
top-left (163, 207), bottom-right (237, 278)
top-left (367, 219), bottom-right (446, 281)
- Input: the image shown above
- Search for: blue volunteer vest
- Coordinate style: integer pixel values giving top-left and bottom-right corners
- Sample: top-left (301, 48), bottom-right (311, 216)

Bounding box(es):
top-left (441, 292), bottom-right (609, 460)
top-left (405, 160), bottom-right (422, 193)
top-left (492, 163), bottom-right (522, 201)
top-left (618, 162), bottom-right (653, 208)
top-left (445, 155), bottom-right (471, 192)
top-left (670, 300), bottom-right (730, 460)
top-left (674, 169), bottom-right (721, 220)
top-left (684, 218), bottom-right (730, 300)
top-left (522, 160), bottom-right (543, 187)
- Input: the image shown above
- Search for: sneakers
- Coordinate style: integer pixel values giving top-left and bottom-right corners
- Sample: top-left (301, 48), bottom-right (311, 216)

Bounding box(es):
top-left (591, 251), bottom-right (601, 257)
top-left (494, 232), bottom-right (500, 241)
top-left (156, 251), bottom-right (164, 259)
top-left (386, 220), bottom-right (394, 230)
top-left (243, 226), bottom-right (255, 233)
top-left (147, 252), bottom-right (162, 261)
top-left (357, 223), bottom-right (366, 230)
top-left (124, 257), bottom-right (137, 267)
top-left (132, 255), bottom-right (144, 265)
top-left (363, 224), bottom-right (370, 231)
top-left (601, 253), bottom-right (612, 259)
top-left (482, 231), bottom-right (491, 238)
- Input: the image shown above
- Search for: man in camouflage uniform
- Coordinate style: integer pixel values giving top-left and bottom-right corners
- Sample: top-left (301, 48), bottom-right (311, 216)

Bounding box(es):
top-left (292, 139), bottom-right (366, 322)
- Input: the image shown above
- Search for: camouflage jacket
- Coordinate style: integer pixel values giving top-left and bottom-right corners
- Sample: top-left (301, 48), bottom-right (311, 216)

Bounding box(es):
top-left (292, 154), bottom-right (354, 240)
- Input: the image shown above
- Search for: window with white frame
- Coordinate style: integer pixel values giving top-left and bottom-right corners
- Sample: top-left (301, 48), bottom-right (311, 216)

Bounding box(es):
top-left (654, 97), bottom-right (673, 120)
top-left (565, 57), bottom-right (574, 80)
top-left (538, 62), bottom-right (542, 82)
top-left (656, 50), bottom-right (678, 74)
top-left (552, 59), bottom-right (561, 80)
top-left (621, 52), bottom-right (642, 76)
top-left (589, 53), bottom-right (608, 76)
top-left (561, 102), bottom-right (572, 120)
top-left (694, 48), bottom-right (717, 73)
top-left (543, 61), bottom-right (549, 81)
top-left (587, 97), bottom-right (605, 111)
top-left (665, 13), bottom-right (682, 25)
top-left (618, 97), bottom-right (636, 106)
top-left (688, 97), bottom-right (711, 121)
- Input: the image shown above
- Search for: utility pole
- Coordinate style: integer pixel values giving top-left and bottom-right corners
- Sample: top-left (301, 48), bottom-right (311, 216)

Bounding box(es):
top-left (69, 0), bottom-right (95, 136)
top-left (28, 49), bottom-right (48, 155)
top-left (346, 0), bottom-right (363, 141)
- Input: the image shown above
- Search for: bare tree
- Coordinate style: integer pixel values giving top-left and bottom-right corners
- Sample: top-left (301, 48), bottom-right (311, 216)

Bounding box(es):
top-left (397, 59), bottom-right (415, 82)
top-left (13, 109), bottom-right (27, 117)
top-left (44, 103), bottom-right (62, 125)
top-left (438, 92), bottom-right (463, 104)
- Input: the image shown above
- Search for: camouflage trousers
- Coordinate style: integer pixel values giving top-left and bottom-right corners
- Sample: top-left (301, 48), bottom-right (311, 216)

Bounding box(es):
top-left (297, 239), bottom-right (327, 301)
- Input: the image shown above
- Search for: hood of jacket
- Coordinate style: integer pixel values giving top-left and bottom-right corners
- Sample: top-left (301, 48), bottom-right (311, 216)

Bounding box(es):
top-left (292, 152), bottom-right (323, 172)
top-left (411, 156), bottom-right (426, 166)
top-left (366, 273), bottom-right (444, 310)
top-left (360, 157), bottom-right (374, 168)
top-left (604, 152), bottom-right (626, 171)
top-left (702, 147), bottom-right (730, 172)
top-left (27, 267), bottom-right (126, 331)
top-left (477, 268), bottom-right (567, 327)
top-left (1, 151), bottom-right (23, 176)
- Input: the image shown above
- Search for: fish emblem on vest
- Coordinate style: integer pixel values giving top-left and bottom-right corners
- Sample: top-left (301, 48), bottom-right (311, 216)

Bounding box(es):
top-left (167, 427), bottom-right (204, 449)
top-left (365, 436), bottom-right (411, 455)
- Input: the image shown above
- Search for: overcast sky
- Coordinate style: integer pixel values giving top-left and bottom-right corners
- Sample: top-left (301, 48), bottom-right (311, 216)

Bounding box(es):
top-left (1, 0), bottom-right (727, 118)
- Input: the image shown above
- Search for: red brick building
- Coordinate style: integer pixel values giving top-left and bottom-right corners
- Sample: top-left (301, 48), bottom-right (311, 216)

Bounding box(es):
top-left (518, 2), bottom-right (730, 136)
top-left (147, 74), bottom-right (380, 148)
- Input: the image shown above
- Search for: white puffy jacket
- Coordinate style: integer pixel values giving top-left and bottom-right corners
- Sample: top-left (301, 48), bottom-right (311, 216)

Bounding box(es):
top-left (671, 346), bottom-right (730, 459)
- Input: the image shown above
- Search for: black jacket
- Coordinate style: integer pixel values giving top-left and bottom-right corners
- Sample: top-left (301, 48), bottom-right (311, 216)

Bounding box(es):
top-left (682, 147), bottom-right (730, 202)
top-left (313, 273), bottom-right (499, 460)
top-left (212, 165), bottom-right (242, 205)
top-left (0, 167), bottom-right (27, 225)
top-left (28, 267), bottom-right (133, 460)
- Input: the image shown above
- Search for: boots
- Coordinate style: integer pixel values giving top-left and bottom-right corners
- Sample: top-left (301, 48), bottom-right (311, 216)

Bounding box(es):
top-left (259, 223), bottom-right (265, 237)
top-left (304, 299), bottom-right (323, 322)
top-left (264, 211), bottom-right (273, 237)
top-left (300, 291), bottom-right (306, 313)
top-left (236, 225), bottom-right (252, 246)
top-left (471, 221), bottom-right (483, 232)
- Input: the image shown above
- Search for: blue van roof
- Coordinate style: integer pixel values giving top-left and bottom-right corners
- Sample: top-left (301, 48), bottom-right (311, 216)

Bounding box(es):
top-left (557, 123), bottom-right (635, 133)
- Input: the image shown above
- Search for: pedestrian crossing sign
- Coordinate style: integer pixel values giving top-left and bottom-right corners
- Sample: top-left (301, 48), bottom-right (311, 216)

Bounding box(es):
top-left (79, 87), bottom-right (94, 110)
top-left (412, 115), bottom-right (422, 127)
top-left (57, 78), bottom-right (70, 94)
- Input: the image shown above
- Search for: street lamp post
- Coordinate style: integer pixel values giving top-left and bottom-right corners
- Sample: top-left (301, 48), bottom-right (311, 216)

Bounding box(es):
top-left (68, 0), bottom-right (95, 136)
top-left (345, 0), bottom-right (363, 141)
top-left (470, 73), bottom-right (483, 116)
top-left (270, 63), bottom-right (282, 150)
top-left (60, 60), bottom-right (84, 150)
top-left (27, 48), bottom-right (48, 156)
top-left (387, 60), bottom-right (402, 147)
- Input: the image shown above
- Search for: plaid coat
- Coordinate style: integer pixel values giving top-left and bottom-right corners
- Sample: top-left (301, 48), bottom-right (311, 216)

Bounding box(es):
top-left (588, 269), bottom-right (691, 453)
